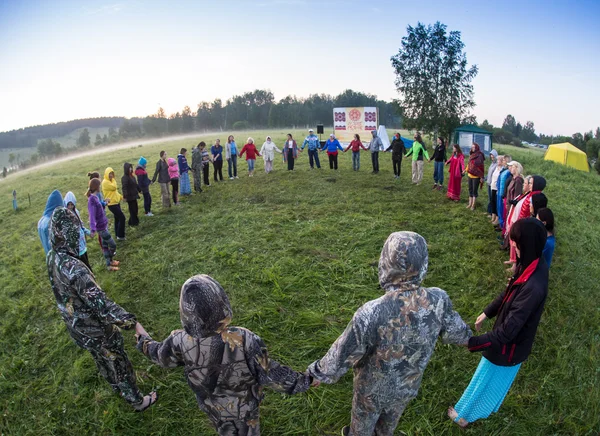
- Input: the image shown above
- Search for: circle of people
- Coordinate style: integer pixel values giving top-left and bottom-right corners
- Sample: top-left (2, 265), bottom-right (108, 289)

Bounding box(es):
top-left (37, 128), bottom-right (556, 435)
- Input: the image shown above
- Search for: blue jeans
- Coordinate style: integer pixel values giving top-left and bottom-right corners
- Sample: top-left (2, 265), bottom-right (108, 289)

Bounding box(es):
top-left (352, 151), bottom-right (360, 170)
top-left (247, 159), bottom-right (255, 172)
top-left (308, 149), bottom-right (321, 168)
top-left (433, 161), bottom-right (444, 184)
top-left (228, 155), bottom-right (237, 178)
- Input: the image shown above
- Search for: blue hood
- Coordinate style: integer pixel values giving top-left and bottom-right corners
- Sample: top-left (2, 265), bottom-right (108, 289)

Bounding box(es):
top-left (43, 190), bottom-right (63, 218)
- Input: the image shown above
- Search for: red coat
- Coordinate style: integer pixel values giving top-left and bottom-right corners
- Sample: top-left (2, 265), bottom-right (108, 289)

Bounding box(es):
top-left (239, 143), bottom-right (260, 160)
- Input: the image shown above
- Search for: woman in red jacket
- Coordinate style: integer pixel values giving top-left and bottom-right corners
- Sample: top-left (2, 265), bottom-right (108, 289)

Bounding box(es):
top-left (239, 137), bottom-right (261, 177)
top-left (449, 218), bottom-right (549, 428)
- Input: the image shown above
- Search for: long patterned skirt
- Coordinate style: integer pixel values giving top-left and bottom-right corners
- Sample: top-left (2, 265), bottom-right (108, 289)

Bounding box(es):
top-left (179, 172), bottom-right (191, 195)
top-left (454, 356), bottom-right (521, 423)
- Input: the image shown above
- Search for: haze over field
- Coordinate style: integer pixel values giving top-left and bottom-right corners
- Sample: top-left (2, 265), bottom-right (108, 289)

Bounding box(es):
top-left (1, 0), bottom-right (599, 135)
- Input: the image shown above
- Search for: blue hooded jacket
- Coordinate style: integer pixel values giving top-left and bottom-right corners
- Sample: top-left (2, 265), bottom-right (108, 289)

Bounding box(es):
top-left (38, 190), bottom-right (63, 254)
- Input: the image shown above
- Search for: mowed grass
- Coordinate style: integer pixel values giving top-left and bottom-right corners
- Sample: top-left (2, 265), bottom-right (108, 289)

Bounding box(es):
top-left (0, 130), bottom-right (598, 435)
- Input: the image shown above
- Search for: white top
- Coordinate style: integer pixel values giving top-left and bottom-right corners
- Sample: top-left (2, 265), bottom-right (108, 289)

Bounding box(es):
top-left (260, 141), bottom-right (282, 161)
top-left (490, 166), bottom-right (502, 191)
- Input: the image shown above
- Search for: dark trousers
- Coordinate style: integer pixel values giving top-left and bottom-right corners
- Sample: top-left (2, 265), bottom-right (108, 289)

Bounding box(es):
top-left (490, 189), bottom-right (498, 214)
top-left (287, 149), bottom-right (295, 170)
top-left (371, 152), bottom-right (379, 172)
top-left (308, 149), bottom-right (321, 168)
top-left (107, 204), bottom-right (126, 239)
top-left (213, 160), bottom-right (223, 181)
top-left (203, 164), bottom-right (210, 185)
top-left (77, 251), bottom-right (93, 272)
top-left (328, 153), bottom-right (338, 170)
top-left (142, 191), bottom-right (152, 213)
top-left (393, 158), bottom-right (402, 176)
top-left (227, 155), bottom-right (238, 178)
top-left (127, 199), bottom-right (139, 226)
top-left (171, 178), bottom-right (179, 204)
top-left (468, 177), bottom-right (480, 197)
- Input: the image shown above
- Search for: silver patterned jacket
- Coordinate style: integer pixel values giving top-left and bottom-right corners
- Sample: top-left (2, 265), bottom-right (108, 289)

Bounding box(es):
top-left (308, 232), bottom-right (472, 408)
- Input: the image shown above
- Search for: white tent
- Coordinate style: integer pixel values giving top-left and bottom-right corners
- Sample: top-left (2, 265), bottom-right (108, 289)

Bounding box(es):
top-left (376, 125), bottom-right (390, 151)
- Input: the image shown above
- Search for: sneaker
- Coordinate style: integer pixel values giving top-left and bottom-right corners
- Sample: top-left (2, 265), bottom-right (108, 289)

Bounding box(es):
top-left (229, 177), bottom-right (234, 180)
top-left (235, 176), bottom-right (239, 179)
top-left (117, 237), bottom-right (126, 241)
top-left (433, 184), bottom-right (437, 189)
top-left (146, 212), bottom-right (154, 216)
top-left (341, 426), bottom-right (350, 436)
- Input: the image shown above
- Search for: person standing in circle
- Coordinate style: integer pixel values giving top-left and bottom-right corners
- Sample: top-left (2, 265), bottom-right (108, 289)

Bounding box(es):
top-left (449, 218), bottom-right (549, 428)
top-left (405, 133), bottom-right (430, 184)
top-left (191, 143), bottom-right (203, 193)
top-left (283, 134), bottom-right (299, 171)
top-left (446, 144), bottom-right (465, 202)
top-left (239, 138), bottom-right (261, 177)
top-left (151, 151), bottom-right (171, 208)
top-left (102, 167), bottom-right (126, 240)
top-left (345, 133), bottom-right (368, 171)
top-left (430, 137), bottom-right (447, 190)
top-left (178, 148), bottom-right (192, 196)
top-left (46, 207), bottom-right (157, 411)
top-left (225, 135), bottom-right (239, 180)
top-left (211, 139), bottom-right (224, 182)
top-left (321, 134), bottom-right (344, 170)
top-left (301, 128), bottom-right (321, 169)
top-left (260, 136), bottom-right (282, 174)
top-left (465, 143), bottom-right (485, 211)
top-left (121, 162), bottom-right (141, 226)
top-left (385, 133), bottom-right (406, 179)
top-left (368, 129), bottom-right (383, 174)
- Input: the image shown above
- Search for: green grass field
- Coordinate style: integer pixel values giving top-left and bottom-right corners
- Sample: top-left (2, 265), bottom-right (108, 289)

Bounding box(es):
top-left (0, 130), bottom-right (598, 435)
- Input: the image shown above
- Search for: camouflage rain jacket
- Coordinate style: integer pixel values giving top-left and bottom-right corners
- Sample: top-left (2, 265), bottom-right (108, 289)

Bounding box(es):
top-left (136, 275), bottom-right (311, 433)
top-left (46, 207), bottom-right (137, 349)
top-left (308, 232), bottom-right (472, 408)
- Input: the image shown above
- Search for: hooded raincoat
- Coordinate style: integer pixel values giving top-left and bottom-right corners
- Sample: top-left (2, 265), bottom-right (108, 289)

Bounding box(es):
top-left (101, 167), bottom-right (122, 206)
top-left (38, 190), bottom-right (64, 254)
top-left (63, 191), bottom-right (91, 256)
top-left (46, 207), bottom-right (144, 406)
top-left (136, 275), bottom-right (311, 435)
top-left (308, 232), bottom-right (472, 436)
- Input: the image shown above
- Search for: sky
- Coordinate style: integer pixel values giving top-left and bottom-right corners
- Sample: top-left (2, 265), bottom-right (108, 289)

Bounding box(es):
top-left (0, 0), bottom-right (599, 136)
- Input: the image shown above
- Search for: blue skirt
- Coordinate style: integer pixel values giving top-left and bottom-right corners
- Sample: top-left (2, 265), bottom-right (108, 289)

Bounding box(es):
top-left (454, 357), bottom-right (521, 423)
top-left (179, 172), bottom-right (191, 195)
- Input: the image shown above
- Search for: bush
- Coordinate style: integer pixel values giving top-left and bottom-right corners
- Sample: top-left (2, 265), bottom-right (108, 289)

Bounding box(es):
top-left (232, 120), bottom-right (250, 130)
top-left (512, 138), bottom-right (523, 147)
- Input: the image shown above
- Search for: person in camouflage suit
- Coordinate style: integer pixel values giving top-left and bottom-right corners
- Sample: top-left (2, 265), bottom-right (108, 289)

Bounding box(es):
top-left (308, 231), bottom-right (472, 436)
top-left (191, 143), bottom-right (203, 192)
top-left (46, 207), bottom-right (156, 410)
top-left (135, 274), bottom-right (313, 435)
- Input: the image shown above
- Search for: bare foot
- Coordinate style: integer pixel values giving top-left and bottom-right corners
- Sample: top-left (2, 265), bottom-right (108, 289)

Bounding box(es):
top-left (448, 407), bottom-right (469, 428)
top-left (503, 260), bottom-right (514, 265)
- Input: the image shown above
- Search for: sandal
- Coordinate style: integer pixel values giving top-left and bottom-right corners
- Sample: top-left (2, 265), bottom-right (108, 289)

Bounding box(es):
top-left (448, 407), bottom-right (469, 428)
top-left (108, 266), bottom-right (120, 271)
top-left (134, 391), bottom-right (158, 412)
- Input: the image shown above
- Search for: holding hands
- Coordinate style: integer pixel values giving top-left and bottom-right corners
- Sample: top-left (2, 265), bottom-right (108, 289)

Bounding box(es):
top-left (475, 312), bottom-right (487, 332)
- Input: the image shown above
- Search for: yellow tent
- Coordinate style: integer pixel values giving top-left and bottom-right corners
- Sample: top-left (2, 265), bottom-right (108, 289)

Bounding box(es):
top-left (544, 142), bottom-right (589, 172)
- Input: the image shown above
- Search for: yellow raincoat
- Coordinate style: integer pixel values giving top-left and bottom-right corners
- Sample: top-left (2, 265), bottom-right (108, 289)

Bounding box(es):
top-left (101, 167), bottom-right (122, 206)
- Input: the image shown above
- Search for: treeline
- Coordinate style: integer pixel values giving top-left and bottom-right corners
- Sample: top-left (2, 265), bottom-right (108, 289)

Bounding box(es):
top-left (0, 117), bottom-right (126, 149)
top-left (142, 89), bottom-right (400, 137)
top-left (0, 89), bottom-right (400, 151)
